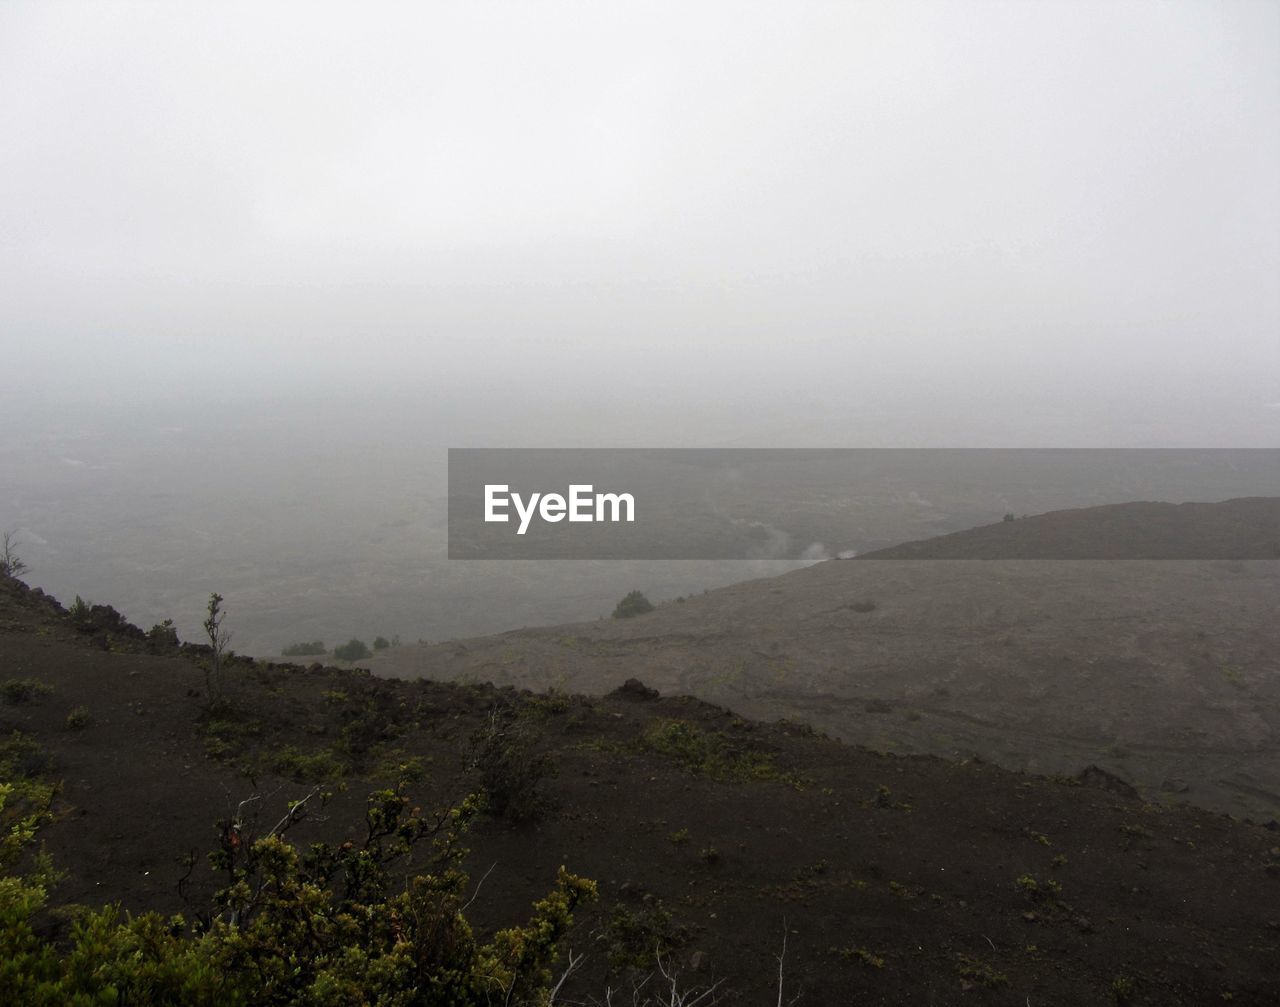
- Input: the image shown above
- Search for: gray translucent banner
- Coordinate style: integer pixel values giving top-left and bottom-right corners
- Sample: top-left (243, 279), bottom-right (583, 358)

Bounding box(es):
top-left (447, 448), bottom-right (1280, 560)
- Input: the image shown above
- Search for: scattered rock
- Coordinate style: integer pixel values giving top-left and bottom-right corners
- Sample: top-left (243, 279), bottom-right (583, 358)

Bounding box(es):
top-left (613, 678), bottom-right (659, 700)
top-left (1077, 765), bottom-right (1140, 800)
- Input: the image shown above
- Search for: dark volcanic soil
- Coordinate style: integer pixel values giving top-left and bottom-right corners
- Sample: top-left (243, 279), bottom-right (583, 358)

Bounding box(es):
top-left (2, 575), bottom-right (1278, 1004)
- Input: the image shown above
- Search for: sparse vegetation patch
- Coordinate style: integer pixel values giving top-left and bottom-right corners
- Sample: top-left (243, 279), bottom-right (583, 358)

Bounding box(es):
top-left (836, 945), bottom-right (886, 969)
top-left (281, 639), bottom-right (326, 657)
top-left (639, 718), bottom-right (807, 787)
top-left (604, 898), bottom-right (689, 973)
top-left (0, 678), bottom-right (54, 705)
top-left (270, 743), bottom-right (348, 783)
top-left (956, 953), bottom-right (1008, 988)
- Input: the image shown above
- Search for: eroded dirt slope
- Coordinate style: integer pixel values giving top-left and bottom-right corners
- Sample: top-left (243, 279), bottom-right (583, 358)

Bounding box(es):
top-left (3, 576), bottom-right (1279, 1003)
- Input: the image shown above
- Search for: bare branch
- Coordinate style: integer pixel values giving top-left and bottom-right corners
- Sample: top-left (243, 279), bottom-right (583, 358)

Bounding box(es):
top-left (1, 530), bottom-right (29, 579)
top-left (234, 793), bottom-right (261, 827)
top-left (462, 861), bottom-right (498, 913)
top-left (776, 921), bottom-right (801, 1007)
top-left (267, 786), bottom-right (322, 837)
top-left (548, 948), bottom-right (586, 1004)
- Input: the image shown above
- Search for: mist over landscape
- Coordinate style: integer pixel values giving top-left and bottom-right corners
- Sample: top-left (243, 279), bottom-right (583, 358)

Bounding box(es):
top-left (2, 2), bottom-right (1279, 1002)
top-left (3, 1), bottom-right (1278, 651)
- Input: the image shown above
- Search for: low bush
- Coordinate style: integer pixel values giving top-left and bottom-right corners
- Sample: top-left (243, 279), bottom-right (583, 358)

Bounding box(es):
top-left (68, 595), bottom-right (91, 621)
top-left (147, 619), bottom-right (180, 650)
top-left (0, 732), bottom-right (54, 781)
top-left (639, 719), bottom-right (806, 787)
top-left (611, 590), bottom-right (654, 619)
top-left (333, 638), bottom-right (371, 662)
top-left (0, 781), bottom-right (596, 1005)
top-left (604, 899), bottom-right (688, 973)
top-left (269, 744), bottom-right (347, 784)
top-left (280, 640), bottom-right (325, 657)
top-left (0, 679), bottom-right (53, 705)
top-left (469, 709), bottom-right (557, 823)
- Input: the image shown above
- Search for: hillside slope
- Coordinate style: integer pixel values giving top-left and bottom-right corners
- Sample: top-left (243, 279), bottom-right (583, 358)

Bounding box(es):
top-left (374, 499), bottom-right (1280, 820)
top-left (1, 576), bottom-right (1278, 1003)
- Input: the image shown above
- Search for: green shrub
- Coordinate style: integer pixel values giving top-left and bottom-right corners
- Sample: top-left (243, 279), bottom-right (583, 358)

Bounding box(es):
top-left (369, 748), bottom-right (426, 783)
top-left (333, 638), bottom-right (371, 662)
top-left (0, 679), bottom-right (54, 705)
top-left (270, 745), bottom-right (347, 783)
top-left (281, 640), bottom-right (325, 657)
top-left (335, 695), bottom-right (398, 756)
top-left (200, 713), bottom-right (265, 768)
top-left (0, 749), bottom-right (56, 876)
top-left (469, 710), bottom-right (557, 823)
top-left (525, 690), bottom-right (572, 719)
top-left (611, 590), bottom-right (654, 619)
top-left (604, 899), bottom-right (688, 972)
top-left (0, 783), bottom-right (596, 1006)
top-left (1014, 873), bottom-right (1062, 903)
top-left (372, 636), bottom-right (390, 651)
top-left (639, 719), bottom-right (805, 787)
top-left (0, 732), bottom-right (54, 782)
top-left (147, 619), bottom-right (180, 649)
top-left (64, 707), bottom-right (91, 731)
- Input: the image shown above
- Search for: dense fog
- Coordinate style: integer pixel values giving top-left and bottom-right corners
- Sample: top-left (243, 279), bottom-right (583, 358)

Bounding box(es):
top-left (2, 1), bottom-right (1277, 651)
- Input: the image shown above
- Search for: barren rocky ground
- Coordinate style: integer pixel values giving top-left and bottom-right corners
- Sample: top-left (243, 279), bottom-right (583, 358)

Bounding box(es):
top-left (374, 501), bottom-right (1280, 821)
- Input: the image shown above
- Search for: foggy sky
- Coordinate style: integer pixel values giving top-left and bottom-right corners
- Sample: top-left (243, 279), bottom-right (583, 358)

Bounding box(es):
top-left (2, 1), bottom-right (1277, 443)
